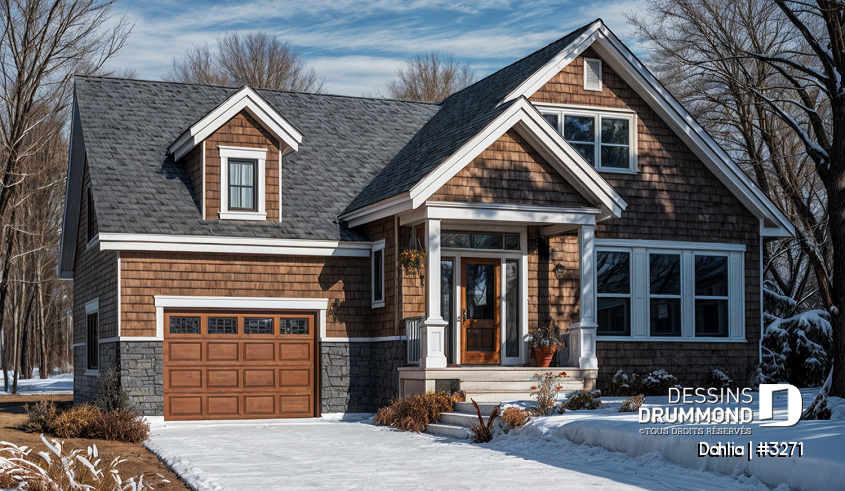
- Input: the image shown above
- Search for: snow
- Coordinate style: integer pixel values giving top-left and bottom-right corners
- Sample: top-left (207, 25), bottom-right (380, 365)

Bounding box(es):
top-left (145, 418), bottom-right (775, 491)
top-left (1, 371), bottom-right (72, 395)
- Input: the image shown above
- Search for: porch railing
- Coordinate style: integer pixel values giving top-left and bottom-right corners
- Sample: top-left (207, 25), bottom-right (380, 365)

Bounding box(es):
top-left (405, 316), bottom-right (423, 365)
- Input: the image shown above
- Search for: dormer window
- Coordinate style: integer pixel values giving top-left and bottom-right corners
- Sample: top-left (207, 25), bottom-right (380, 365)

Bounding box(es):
top-left (218, 146), bottom-right (267, 220)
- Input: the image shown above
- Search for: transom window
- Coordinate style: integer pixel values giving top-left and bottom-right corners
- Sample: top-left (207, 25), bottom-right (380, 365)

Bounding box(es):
top-left (596, 242), bottom-right (744, 340)
top-left (540, 107), bottom-right (636, 173)
top-left (442, 232), bottom-right (520, 251)
top-left (228, 159), bottom-right (257, 211)
top-left (167, 313), bottom-right (312, 336)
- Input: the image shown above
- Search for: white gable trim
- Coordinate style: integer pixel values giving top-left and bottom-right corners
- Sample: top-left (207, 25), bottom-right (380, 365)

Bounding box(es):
top-left (168, 86), bottom-right (303, 161)
top-left (503, 21), bottom-right (794, 236)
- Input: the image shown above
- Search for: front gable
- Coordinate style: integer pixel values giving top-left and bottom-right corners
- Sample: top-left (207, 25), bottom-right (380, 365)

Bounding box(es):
top-left (430, 129), bottom-right (592, 208)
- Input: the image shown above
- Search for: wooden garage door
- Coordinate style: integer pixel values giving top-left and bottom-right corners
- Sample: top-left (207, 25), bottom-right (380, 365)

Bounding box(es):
top-left (164, 310), bottom-right (317, 420)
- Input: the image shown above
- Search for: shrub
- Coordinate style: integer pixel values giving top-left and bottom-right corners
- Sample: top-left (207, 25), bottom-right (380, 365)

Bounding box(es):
top-left (564, 390), bottom-right (603, 410)
top-left (22, 400), bottom-right (58, 434)
top-left (374, 391), bottom-right (461, 432)
top-left (530, 371), bottom-right (569, 414)
top-left (94, 367), bottom-right (134, 413)
top-left (619, 394), bottom-right (645, 413)
top-left (500, 407), bottom-right (530, 432)
top-left (709, 369), bottom-right (735, 388)
top-left (86, 410), bottom-right (150, 443)
top-left (641, 369), bottom-right (679, 396)
top-left (0, 435), bottom-right (166, 490)
top-left (607, 369), bottom-right (643, 396)
top-left (53, 404), bottom-right (101, 439)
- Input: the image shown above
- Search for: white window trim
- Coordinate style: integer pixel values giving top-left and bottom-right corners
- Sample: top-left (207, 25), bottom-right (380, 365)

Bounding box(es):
top-left (218, 146), bottom-right (267, 220)
top-left (84, 298), bottom-right (99, 376)
top-left (583, 57), bottom-right (603, 92)
top-left (372, 239), bottom-right (386, 309)
top-left (595, 241), bottom-right (745, 342)
top-left (537, 105), bottom-right (638, 174)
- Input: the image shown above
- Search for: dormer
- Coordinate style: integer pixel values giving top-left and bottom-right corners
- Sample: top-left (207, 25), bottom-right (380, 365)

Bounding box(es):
top-left (168, 86), bottom-right (303, 221)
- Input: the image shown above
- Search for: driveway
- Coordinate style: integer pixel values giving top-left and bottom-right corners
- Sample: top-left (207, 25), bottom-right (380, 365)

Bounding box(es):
top-left (145, 418), bottom-right (773, 491)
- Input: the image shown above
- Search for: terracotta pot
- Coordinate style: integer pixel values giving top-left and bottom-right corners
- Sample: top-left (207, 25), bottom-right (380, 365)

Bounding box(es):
top-left (534, 346), bottom-right (557, 367)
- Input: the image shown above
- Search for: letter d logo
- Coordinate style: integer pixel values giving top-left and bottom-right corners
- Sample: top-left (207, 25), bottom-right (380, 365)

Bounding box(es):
top-left (759, 384), bottom-right (802, 427)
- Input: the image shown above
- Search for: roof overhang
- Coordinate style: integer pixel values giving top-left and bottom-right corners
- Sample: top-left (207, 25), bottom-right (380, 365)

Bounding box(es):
top-left (502, 20), bottom-right (795, 237)
top-left (57, 95), bottom-right (85, 280)
top-left (340, 97), bottom-right (627, 228)
top-left (167, 85), bottom-right (303, 161)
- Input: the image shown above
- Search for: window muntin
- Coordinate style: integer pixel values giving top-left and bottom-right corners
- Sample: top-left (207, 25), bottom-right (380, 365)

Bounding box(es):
top-left (208, 317), bottom-right (238, 334)
top-left (228, 159), bottom-right (257, 211)
top-left (597, 251), bottom-right (631, 335)
top-left (372, 241), bottom-right (385, 308)
top-left (442, 232), bottom-right (521, 251)
top-left (170, 316), bottom-right (200, 334)
top-left (86, 312), bottom-right (98, 370)
top-left (649, 254), bottom-right (681, 337)
top-left (541, 108), bottom-right (636, 172)
top-left (694, 255), bottom-right (729, 337)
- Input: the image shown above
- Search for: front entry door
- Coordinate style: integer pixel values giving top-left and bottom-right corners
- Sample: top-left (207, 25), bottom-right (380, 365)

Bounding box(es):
top-left (461, 258), bottom-right (501, 364)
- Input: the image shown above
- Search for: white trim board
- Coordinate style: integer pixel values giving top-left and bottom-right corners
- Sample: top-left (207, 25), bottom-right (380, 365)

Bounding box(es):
top-left (503, 20), bottom-right (793, 236)
top-left (595, 238), bottom-right (746, 252)
top-left (322, 336), bottom-right (407, 343)
top-left (400, 201), bottom-right (601, 227)
top-left (98, 233), bottom-right (372, 257)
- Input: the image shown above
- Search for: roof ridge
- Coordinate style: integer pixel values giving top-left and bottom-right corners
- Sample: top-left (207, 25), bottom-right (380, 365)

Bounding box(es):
top-left (75, 75), bottom-right (439, 106)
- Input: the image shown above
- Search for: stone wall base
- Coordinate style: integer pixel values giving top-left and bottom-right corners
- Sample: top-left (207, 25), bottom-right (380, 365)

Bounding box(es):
top-left (119, 341), bottom-right (164, 416)
top-left (321, 340), bottom-right (406, 413)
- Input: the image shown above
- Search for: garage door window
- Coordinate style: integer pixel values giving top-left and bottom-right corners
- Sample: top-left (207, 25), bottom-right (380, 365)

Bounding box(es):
top-left (245, 317), bottom-right (273, 335)
top-left (208, 317), bottom-right (238, 334)
top-left (170, 316), bottom-right (200, 334)
top-left (281, 318), bottom-right (308, 335)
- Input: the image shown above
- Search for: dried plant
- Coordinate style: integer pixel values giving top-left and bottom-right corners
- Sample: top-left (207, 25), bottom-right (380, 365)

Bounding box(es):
top-left (530, 371), bottom-right (569, 414)
top-left (500, 407), bottom-right (530, 433)
top-left (86, 410), bottom-right (150, 444)
top-left (95, 368), bottom-right (135, 413)
top-left (565, 390), bottom-right (604, 411)
top-left (0, 435), bottom-right (167, 490)
top-left (619, 394), bottom-right (645, 413)
top-left (469, 399), bottom-right (499, 443)
top-left (53, 404), bottom-right (101, 438)
top-left (374, 391), bottom-right (461, 432)
top-left (22, 401), bottom-right (58, 434)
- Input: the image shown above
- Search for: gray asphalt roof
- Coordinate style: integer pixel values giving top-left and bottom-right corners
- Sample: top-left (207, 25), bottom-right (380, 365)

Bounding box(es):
top-left (76, 77), bottom-right (439, 241)
top-left (344, 21), bottom-right (596, 213)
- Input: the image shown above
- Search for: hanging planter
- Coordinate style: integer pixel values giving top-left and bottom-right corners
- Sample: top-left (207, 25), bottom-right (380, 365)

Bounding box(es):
top-left (399, 249), bottom-right (426, 277)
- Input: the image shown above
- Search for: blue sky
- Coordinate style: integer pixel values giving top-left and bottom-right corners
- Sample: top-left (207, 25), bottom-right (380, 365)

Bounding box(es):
top-left (107, 0), bottom-right (648, 96)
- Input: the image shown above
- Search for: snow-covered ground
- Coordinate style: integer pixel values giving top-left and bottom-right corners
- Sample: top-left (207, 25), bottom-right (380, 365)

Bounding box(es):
top-left (145, 417), bottom-right (777, 491)
top-left (0, 370), bottom-right (73, 394)
top-left (497, 387), bottom-right (845, 491)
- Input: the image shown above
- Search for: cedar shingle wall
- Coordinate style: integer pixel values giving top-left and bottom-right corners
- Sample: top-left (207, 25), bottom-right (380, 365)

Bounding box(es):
top-left (399, 225), bottom-right (425, 320)
top-left (203, 111), bottom-right (280, 221)
top-left (364, 217), bottom-right (402, 337)
top-left (184, 144), bottom-right (203, 213)
top-left (120, 251), bottom-right (386, 338)
top-left (431, 129), bottom-right (592, 207)
top-left (531, 49), bottom-right (761, 385)
top-left (528, 229), bottom-right (581, 331)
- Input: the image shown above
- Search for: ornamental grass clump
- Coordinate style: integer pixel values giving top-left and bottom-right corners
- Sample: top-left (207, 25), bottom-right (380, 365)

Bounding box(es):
top-left (619, 394), bottom-right (645, 413)
top-left (469, 399), bottom-right (499, 443)
top-left (53, 404), bottom-right (101, 439)
top-left (530, 371), bottom-right (569, 414)
top-left (0, 435), bottom-right (167, 490)
top-left (500, 407), bottom-right (530, 433)
top-left (374, 391), bottom-right (462, 432)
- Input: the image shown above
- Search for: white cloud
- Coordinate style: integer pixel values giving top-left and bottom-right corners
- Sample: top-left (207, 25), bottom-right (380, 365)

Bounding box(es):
top-left (309, 55), bottom-right (405, 96)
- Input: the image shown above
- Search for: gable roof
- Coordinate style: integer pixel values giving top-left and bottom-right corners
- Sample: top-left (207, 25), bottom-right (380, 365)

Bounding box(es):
top-left (67, 76), bottom-right (438, 243)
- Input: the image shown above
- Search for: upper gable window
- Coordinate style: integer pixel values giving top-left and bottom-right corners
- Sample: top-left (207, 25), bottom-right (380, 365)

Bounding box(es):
top-left (218, 146), bottom-right (267, 220)
top-left (541, 107), bottom-right (637, 173)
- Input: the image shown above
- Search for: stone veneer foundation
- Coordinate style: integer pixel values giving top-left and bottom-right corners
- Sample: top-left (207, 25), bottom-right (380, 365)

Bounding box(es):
top-left (320, 340), bottom-right (406, 413)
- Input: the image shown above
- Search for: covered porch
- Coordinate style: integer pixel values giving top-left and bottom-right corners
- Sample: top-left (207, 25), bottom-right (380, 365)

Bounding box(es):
top-left (397, 201), bottom-right (603, 399)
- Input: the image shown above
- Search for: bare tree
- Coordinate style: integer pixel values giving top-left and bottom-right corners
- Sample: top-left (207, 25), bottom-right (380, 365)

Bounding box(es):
top-left (629, 0), bottom-right (845, 397)
top-left (383, 50), bottom-right (474, 102)
top-left (164, 32), bottom-right (324, 92)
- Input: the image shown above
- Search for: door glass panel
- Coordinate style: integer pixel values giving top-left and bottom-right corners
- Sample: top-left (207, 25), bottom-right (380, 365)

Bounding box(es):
top-left (471, 233), bottom-right (503, 250)
top-left (280, 318), bottom-right (308, 335)
top-left (466, 264), bottom-right (495, 320)
top-left (441, 259), bottom-right (454, 365)
top-left (244, 317), bottom-right (273, 335)
top-left (208, 317), bottom-right (237, 334)
top-left (505, 260), bottom-right (519, 358)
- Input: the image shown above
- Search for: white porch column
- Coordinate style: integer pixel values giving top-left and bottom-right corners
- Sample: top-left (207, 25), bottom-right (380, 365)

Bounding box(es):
top-left (420, 218), bottom-right (448, 368)
top-left (569, 224), bottom-right (598, 369)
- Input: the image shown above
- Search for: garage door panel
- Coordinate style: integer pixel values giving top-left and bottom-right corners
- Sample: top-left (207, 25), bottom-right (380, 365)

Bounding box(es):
top-left (168, 342), bottom-right (203, 362)
top-left (207, 342), bottom-right (239, 362)
top-left (168, 369), bottom-right (203, 389)
top-left (243, 369), bottom-right (275, 388)
top-left (244, 343), bottom-right (275, 362)
top-left (165, 310), bottom-right (317, 421)
top-left (207, 369), bottom-right (239, 388)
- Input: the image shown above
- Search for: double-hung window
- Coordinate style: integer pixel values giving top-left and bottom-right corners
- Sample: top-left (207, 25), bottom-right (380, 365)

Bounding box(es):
top-left (372, 240), bottom-right (385, 309)
top-left (540, 107), bottom-right (636, 173)
top-left (218, 146), bottom-right (267, 220)
top-left (228, 159), bottom-right (257, 211)
top-left (595, 241), bottom-right (744, 340)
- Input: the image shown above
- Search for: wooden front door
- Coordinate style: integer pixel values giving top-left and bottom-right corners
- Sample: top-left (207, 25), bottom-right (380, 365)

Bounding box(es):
top-left (163, 310), bottom-right (317, 421)
top-left (461, 258), bottom-right (501, 364)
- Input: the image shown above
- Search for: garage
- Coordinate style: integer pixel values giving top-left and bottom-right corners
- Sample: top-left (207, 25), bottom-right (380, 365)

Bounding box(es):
top-left (163, 310), bottom-right (318, 420)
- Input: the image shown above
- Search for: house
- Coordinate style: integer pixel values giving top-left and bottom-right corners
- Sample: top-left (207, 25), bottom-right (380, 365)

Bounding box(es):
top-left (58, 20), bottom-right (793, 420)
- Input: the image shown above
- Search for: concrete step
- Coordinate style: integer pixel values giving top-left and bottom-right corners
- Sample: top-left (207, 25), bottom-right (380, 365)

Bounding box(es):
top-left (454, 401), bottom-right (501, 414)
top-left (402, 367), bottom-right (586, 382)
top-left (463, 390), bottom-right (539, 403)
top-left (425, 422), bottom-right (473, 440)
top-left (438, 411), bottom-right (481, 427)
top-left (461, 379), bottom-right (585, 392)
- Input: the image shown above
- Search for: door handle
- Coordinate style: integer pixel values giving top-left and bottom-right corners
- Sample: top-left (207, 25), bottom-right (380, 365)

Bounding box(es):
top-left (462, 308), bottom-right (466, 323)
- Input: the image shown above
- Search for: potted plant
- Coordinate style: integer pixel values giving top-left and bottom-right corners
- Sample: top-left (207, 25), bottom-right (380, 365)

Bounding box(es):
top-left (527, 325), bottom-right (564, 367)
top-left (399, 248), bottom-right (426, 277)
